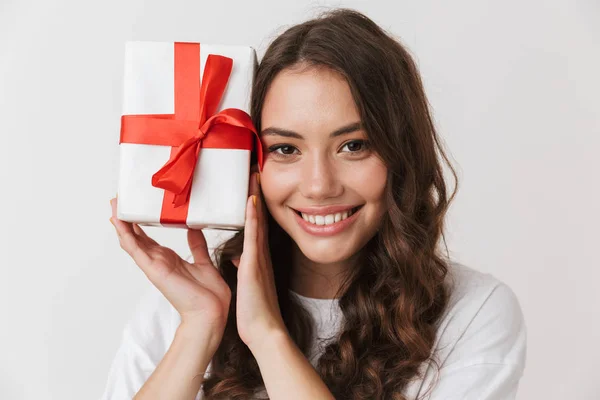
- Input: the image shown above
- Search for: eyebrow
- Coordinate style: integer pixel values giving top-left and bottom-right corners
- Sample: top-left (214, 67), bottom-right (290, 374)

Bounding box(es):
top-left (260, 121), bottom-right (363, 139)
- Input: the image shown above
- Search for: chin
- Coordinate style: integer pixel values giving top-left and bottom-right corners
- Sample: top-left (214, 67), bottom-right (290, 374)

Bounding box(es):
top-left (294, 239), bottom-right (358, 265)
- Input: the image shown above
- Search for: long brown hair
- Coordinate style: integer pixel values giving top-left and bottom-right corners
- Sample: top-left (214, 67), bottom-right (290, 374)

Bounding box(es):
top-left (201, 8), bottom-right (459, 399)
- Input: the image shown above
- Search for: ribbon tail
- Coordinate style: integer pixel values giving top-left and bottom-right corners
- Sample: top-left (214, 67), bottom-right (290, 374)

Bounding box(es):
top-left (172, 178), bottom-right (194, 207)
top-left (151, 138), bottom-right (201, 206)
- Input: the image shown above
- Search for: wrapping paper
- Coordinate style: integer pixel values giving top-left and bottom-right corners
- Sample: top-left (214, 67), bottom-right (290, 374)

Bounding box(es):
top-left (117, 41), bottom-right (262, 230)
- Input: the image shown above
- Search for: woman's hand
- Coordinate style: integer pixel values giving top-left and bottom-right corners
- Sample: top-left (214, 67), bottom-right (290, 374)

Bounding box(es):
top-left (109, 198), bottom-right (231, 333)
top-left (232, 172), bottom-right (288, 353)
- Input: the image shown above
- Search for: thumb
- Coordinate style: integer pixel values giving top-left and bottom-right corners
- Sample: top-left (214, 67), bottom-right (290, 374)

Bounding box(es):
top-left (187, 229), bottom-right (211, 265)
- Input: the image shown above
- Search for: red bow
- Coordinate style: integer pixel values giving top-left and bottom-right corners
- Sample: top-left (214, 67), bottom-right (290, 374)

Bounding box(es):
top-left (120, 43), bottom-right (263, 210)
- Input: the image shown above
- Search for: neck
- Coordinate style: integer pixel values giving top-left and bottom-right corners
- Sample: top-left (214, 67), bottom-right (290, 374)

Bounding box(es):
top-left (289, 244), bottom-right (357, 300)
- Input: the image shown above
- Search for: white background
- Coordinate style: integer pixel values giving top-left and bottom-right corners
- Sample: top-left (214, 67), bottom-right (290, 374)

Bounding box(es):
top-left (0, 0), bottom-right (598, 399)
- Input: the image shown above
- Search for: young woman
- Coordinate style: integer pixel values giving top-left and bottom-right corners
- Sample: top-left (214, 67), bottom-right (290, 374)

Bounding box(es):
top-left (102, 8), bottom-right (527, 400)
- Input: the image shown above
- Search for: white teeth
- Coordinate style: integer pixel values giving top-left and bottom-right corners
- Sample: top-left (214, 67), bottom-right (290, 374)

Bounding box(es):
top-left (300, 208), bottom-right (357, 226)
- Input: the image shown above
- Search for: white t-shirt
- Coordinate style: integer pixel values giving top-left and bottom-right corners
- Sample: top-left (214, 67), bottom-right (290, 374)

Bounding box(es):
top-left (99, 262), bottom-right (527, 399)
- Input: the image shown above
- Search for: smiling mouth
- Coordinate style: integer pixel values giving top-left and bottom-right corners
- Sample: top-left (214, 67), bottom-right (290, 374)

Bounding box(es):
top-left (290, 205), bottom-right (363, 225)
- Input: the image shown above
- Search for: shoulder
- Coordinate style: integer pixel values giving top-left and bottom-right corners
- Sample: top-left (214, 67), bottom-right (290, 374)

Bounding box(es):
top-left (403, 262), bottom-right (528, 399)
top-left (123, 283), bottom-right (180, 348)
top-left (99, 284), bottom-right (182, 399)
top-left (434, 261), bottom-right (528, 367)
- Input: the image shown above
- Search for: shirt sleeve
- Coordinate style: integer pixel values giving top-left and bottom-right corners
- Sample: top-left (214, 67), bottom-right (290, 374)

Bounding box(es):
top-left (98, 285), bottom-right (182, 400)
top-left (424, 282), bottom-right (528, 400)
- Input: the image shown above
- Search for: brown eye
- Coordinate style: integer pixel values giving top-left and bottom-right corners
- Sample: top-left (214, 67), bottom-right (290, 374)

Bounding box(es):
top-left (347, 142), bottom-right (362, 151)
top-left (341, 140), bottom-right (369, 153)
top-left (268, 144), bottom-right (300, 157)
top-left (278, 146), bottom-right (296, 155)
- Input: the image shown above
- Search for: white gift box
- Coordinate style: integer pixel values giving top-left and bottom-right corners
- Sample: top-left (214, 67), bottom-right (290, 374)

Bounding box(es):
top-left (116, 41), bottom-right (258, 230)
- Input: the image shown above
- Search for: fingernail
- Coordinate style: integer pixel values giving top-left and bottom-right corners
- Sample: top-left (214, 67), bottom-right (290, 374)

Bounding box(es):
top-left (256, 173), bottom-right (260, 185)
top-left (252, 195), bottom-right (256, 206)
top-left (109, 217), bottom-right (115, 226)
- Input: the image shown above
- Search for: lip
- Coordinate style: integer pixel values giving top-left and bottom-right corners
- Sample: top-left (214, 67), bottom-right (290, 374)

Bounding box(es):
top-left (291, 205), bottom-right (363, 237)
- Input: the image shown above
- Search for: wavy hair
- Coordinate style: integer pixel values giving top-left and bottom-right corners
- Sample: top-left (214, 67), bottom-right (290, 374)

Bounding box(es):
top-left (201, 8), bottom-right (459, 399)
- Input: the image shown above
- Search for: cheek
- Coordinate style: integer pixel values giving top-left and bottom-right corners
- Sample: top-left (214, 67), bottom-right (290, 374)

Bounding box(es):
top-left (348, 158), bottom-right (388, 204)
top-left (259, 166), bottom-right (299, 209)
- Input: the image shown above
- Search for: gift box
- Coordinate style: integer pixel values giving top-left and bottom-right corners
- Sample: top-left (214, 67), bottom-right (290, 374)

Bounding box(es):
top-left (117, 41), bottom-right (263, 230)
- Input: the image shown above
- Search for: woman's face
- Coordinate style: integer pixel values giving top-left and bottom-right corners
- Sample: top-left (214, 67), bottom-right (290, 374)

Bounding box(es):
top-left (259, 65), bottom-right (388, 265)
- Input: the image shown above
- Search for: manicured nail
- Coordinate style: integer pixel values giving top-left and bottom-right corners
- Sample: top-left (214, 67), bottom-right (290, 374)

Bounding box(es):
top-left (109, 217), bottom-right (115, 226)
top-left (256, 173), bottom-right (260, 185)
top-left (252, 195), bottom-right (256, 206)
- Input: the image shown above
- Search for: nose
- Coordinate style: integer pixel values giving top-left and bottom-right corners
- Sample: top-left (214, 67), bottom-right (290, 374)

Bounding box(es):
top-left (299, 153), bottom-right (343, 200)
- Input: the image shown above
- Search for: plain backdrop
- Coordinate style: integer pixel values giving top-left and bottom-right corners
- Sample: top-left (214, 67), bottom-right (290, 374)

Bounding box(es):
top-left (1, 0), bottom-right (598, 399)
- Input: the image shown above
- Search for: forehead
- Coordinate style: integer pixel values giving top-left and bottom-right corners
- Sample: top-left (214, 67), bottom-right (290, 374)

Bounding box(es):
top-left (261, 66), bottom-right (361, 135)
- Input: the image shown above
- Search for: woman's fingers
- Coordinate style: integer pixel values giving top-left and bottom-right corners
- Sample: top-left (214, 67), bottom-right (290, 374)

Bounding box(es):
top-left (233, 172), bottom-right (261, 271)
top-left (240, 194), bottom-right (258, 269)
top-left (250, 172), bottom-right (269, 255)
top-left (133, 223), bottom-right (159, 247)
top-left (110, 197), bottom-right (152, 269)
top-left (187, 228), bottom-right (212, 265)
top-left (112, 219), bottom-right (152, 268)
top-left (249, 173), bottom-right (277, 289)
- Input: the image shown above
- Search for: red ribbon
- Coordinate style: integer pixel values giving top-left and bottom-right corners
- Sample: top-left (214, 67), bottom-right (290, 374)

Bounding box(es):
top-left (119, 42), bottom-right (263, 225)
